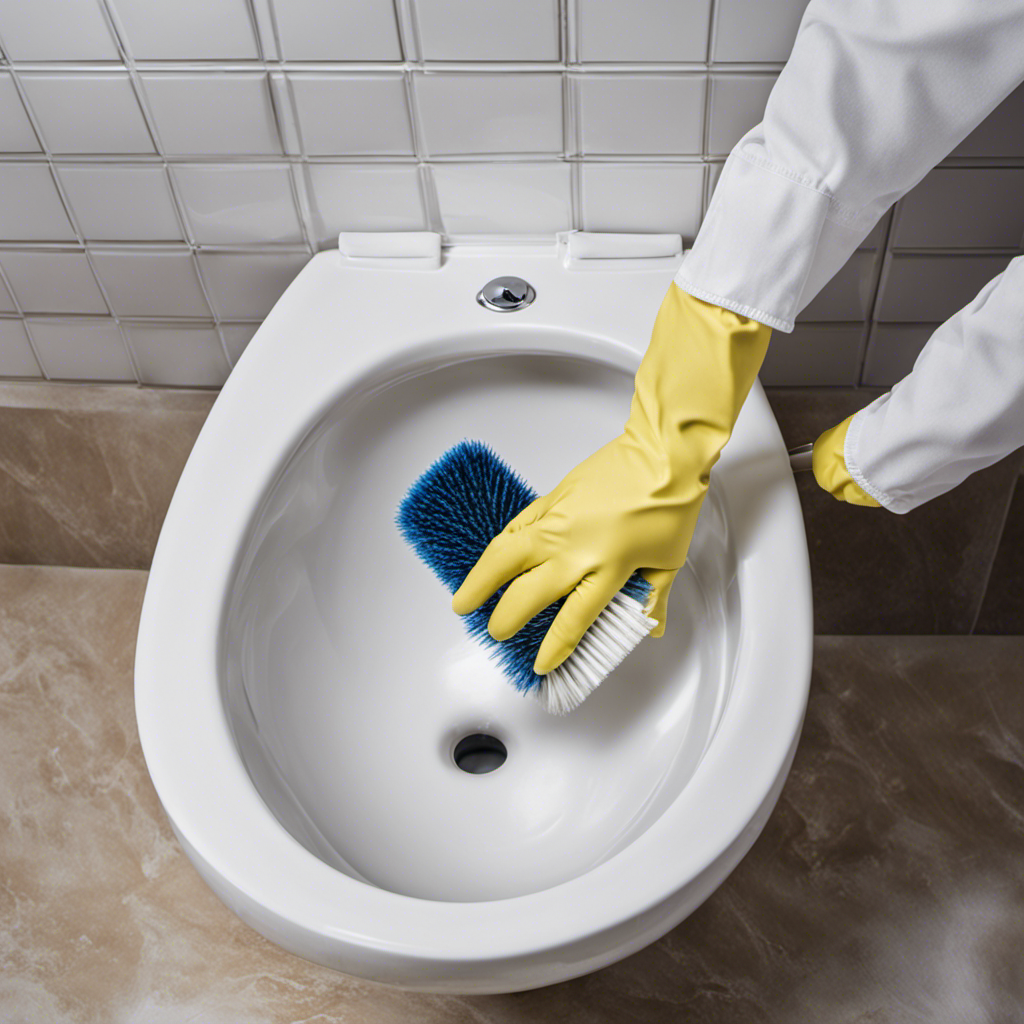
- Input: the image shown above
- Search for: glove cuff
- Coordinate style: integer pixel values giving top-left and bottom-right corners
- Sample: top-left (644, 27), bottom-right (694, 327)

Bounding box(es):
top-left (627, 283), bottom-right (772, 481)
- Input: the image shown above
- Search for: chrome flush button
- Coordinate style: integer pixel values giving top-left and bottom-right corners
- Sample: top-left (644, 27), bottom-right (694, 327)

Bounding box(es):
top-left (476, 276), bottom-right (536, 312)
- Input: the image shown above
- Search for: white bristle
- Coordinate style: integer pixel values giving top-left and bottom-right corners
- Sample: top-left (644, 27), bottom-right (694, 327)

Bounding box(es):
top-left (535, 591), bottom-right (659, 716)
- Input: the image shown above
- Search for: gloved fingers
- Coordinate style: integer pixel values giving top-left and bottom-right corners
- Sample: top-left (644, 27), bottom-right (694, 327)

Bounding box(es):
top-left (638, 566), bottom-right (678, 638)
top-left (452, 524), bottom-right (542, 615)
top-left (532, 566), bottom-right (632, 676)
top-left (811, 414), bottom-right (882, 508)
top-left (486, 558), bottom-right (575, 641)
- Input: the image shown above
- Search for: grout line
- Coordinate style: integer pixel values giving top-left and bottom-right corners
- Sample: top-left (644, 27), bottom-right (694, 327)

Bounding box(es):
top-left (566, 72), bottom-right (581, 229)
top-left (7, 150), bottom-right (1021, 170)
top-left (856, 208), bottom-right (896, 385)
top-left (559, 0), bottom-right (568, 66)
top-left (968, 454), bottom-right (1024, 634)
top-left (264, 0), bottom-right (286, 60)
top-left (240, 0), bottom-right (265, 62)
top-left (699, 49), bottom-right (713, 219)
top-left (391, 0), bottom-right (412, 63)
top-left (3, 58), bottom-right (800, 73)
top-left (0, 257), bottom-right (46, 379)
top-left (160, 165), bottom-right (199, 246)
top-left (706, 0), bottom-right (720, 65)
top-left (261, 65), bottom-right (315, 259)
top-left (401, 20), bottom-right (445, 238)
top-left (403, 0), bottom-right (425, 65)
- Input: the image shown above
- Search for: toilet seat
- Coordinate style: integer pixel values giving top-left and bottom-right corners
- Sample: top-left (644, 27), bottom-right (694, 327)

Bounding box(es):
top-left (135, 232), bottom-right (813, 992)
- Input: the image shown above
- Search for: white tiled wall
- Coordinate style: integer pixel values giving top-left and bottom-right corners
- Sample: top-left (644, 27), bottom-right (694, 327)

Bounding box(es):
top-left (0, 0), bottom-right (1021, 387)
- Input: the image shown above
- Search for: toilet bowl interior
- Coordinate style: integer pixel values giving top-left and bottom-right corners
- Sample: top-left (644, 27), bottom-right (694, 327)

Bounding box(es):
top-left (220, 344), bottom-right (742, 903)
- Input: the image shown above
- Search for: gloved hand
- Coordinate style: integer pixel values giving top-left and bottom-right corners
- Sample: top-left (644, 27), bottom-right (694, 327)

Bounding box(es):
top-left (451, 283), bottom-right (772, 676)
top-left (811, 413), bottom-right (882, 507)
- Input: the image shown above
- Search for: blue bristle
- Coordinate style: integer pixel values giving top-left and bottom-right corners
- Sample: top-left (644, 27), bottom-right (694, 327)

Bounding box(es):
top-left (395, 439), bottom-right (653, 695)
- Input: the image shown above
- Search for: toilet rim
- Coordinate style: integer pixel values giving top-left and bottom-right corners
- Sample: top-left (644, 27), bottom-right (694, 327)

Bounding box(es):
top-left (135, 257), bottom-right (813, 964)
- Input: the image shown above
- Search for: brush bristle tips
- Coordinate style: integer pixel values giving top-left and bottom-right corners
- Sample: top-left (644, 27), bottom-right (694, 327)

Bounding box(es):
top-left (397, 440), bottom-right (658, 713)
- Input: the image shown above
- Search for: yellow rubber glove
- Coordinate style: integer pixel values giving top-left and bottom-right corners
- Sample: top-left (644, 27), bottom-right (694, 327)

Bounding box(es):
top-left (811, 413), bottom-right (882, 507)
top-left (451, 283), bottom-right (772, 676)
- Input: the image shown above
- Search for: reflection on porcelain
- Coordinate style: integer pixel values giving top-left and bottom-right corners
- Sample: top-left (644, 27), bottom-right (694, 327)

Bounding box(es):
top-left (135, 235), bottom-right (813, 994)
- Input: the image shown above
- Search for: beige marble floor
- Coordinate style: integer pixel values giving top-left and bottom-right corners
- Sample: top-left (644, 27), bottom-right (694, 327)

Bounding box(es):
top-left (1, 564), bottom-right (1023, 1023)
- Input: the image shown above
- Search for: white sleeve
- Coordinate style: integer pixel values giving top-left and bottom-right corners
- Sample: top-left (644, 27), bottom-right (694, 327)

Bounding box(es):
top-left (845, 256), bottom-right (1024, 514)
top-left (675, 0), bottom-right (1024, 333)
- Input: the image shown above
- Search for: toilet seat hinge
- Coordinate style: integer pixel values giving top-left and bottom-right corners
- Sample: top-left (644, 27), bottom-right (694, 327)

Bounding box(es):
top-left (337, 231), bottom-right (442, 270)
top-left (556, 230), bottom-right (683, 269)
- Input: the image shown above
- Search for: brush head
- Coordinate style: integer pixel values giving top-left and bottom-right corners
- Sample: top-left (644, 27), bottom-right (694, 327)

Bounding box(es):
top-left (395, 439), bottom-right (654, 705)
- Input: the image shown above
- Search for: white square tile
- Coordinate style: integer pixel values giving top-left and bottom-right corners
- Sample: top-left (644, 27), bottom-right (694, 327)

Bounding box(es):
top-left (799, 251), bottom-right (878, 320)
top-left (56, 165), bottom-right (183, 241)
top-left (0, 0), bottom-right (119, 59)
top-left (875, 255), bottom-right (1014, 322)
top-left (124, 323), bottom-right (229, 387)
top-left (578, 0), bottom-right (711, 62)
top-left (0, 165), bottom-right (76, 241)
top-left (0, 73), bottom-right (40, 152)
top-left (20, 72), bottom-right (155, 155)
top-left (140, 73), bottom-right (281, 156)
top-left (271, 0), bottom-right (402, 60)
top-left (861, 324), bottom-right (941, 386)
top-left (414, 72), bottom-right (562, 157)
top-left (0, 276), bottom-right (15, 314)
top-left (415, 0), bottom-right (559, 60)
top-left (197, 252), bottom-right (308, 319)
top-left (108, 0), bottom-right (258, 59)
top-left (759, 323), bottom-right (863, 386)
top-left (433, 162), bottom-right (572, 235)
top-left (891, 168), bottom-right (1024, 249)
top-left (27, 318), bottom-right (135, 381)
top-left (89, 249), bottom-right (212, 318)
top-left (581, 163), bottom-right (703, 239)
top-left (305, 164), bottom-right (426, 246)
top-left (171, 164), bottom-right (303, 245)
top-left (0, 319), bottom-right (41, 377)
top-left (577, 74), bottom-right (704, 155)
top-left (713, 0), bottom-right (808, 62)
top-left (289, 73), bottom-right (413, 156)
top-left (220, 322), bottom-right (260, 364)
top-left (953, 82), bottom-right (1024, 158)
top-left (708, 73), bottom-right (777, 155)
top-left (0, 251), bottom-right (108, 314)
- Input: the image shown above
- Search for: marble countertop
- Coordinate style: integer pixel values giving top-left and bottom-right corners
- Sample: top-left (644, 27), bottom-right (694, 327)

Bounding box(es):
top-left (1, 563), bottom-right (1022, 1023)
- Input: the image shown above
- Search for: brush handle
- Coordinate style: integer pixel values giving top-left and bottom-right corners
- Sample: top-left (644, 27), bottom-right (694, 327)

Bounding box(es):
top-left (788, 442), bottom-right (814, 473)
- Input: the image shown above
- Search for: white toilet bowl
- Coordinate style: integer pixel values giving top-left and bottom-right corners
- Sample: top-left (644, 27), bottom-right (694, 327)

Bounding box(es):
top-left (134, 230), bottom-right (813, 994)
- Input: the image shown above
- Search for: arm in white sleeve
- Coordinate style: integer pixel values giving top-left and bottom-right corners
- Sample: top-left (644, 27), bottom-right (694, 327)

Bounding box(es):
top-left (845, 256), bottom-right (1024, 514)
top-left (676, 0), bottom-right (1024, 332)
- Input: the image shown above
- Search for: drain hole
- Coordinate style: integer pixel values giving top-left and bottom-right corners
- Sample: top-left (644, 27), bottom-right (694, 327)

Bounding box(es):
top-left (453, 733), bottom-right (507, 774)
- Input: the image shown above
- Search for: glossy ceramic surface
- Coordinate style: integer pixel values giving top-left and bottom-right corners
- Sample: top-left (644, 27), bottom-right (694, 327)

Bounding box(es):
top-left (135, 236), bottom-right (814, 992)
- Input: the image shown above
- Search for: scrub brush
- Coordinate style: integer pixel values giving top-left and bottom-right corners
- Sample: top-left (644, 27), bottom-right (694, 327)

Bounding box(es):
top-left (396, 439), bottom-right (659, 715)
